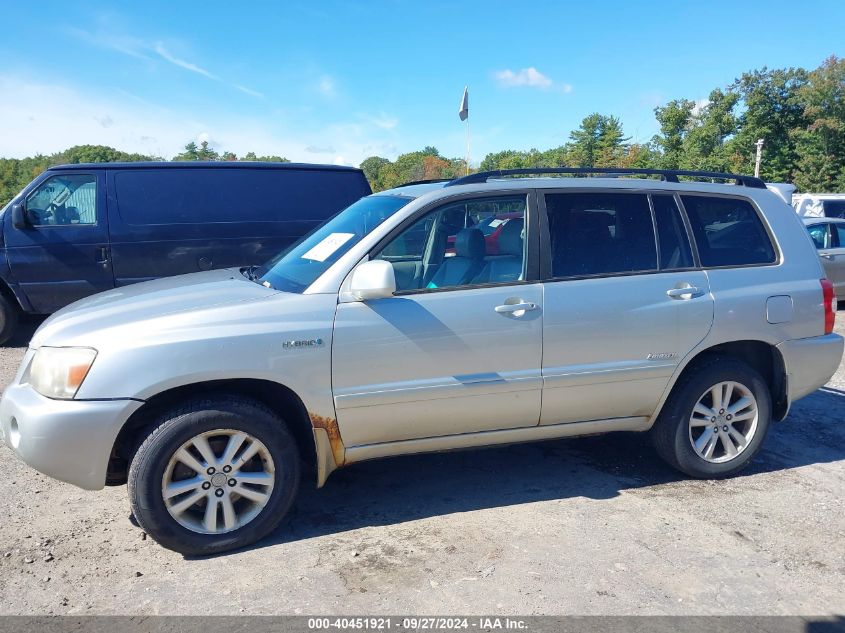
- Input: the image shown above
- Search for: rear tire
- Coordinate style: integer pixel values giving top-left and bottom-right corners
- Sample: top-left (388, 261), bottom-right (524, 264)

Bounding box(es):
top-left (128, 396), bottom-right (300, 556)
top-left (651, 356), bottom-right (771, 478)
top-left (0, 292), bottom-right (20, 346)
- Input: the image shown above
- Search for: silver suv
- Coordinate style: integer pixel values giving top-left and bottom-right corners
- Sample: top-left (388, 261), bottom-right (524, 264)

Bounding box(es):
top-left (2, 168), bottom-right (842, 555)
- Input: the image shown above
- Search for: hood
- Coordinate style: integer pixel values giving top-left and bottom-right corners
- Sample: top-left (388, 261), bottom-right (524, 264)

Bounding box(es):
top-left (31, 268), bottom-right (281, 348)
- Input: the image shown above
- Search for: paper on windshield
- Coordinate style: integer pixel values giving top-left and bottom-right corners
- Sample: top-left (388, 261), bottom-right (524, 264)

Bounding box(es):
top-left (301, 232), bottom-right (355, 262)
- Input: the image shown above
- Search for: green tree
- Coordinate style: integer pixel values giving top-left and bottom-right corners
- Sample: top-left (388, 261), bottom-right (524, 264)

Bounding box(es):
top-left (728, 67), bottom-right (808, 181)
top-left (360, 156), bottom-right (391, 191)
top-left (682, 89), bottom-right (740, 172)
top-left (652, 99), bottom-right (695, 169)
top-left (568, 114), bottom-right (629, 167)
top-left (792, 55), bottom-right (845, 192)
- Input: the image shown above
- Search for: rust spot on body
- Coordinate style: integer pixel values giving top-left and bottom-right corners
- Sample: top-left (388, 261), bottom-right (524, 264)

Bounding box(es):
top-left (309, 413), bottom-right (346, 466)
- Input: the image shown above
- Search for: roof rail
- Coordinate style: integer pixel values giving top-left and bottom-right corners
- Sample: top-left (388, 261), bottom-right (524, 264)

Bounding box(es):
top-left (394, 178), bottom-right (452, 188)
top-left (446, 167), bottom-right (767, 189)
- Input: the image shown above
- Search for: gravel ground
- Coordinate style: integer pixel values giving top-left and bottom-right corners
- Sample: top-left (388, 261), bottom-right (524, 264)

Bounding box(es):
top-left (0, 315), bottom-right (843, 616)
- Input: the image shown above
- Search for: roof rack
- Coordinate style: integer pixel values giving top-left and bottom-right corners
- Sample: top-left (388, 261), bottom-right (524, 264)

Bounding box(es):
top-left (446, 167), bottom-right (767, 189)
top-left (394, 178), bottom-right (452, 188)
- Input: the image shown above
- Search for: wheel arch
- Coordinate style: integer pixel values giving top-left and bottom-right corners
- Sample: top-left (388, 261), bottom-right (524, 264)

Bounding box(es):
top-left (106, 378), bottom-right (319, 486)
top-left (654, 339), bottom-right (788, 425)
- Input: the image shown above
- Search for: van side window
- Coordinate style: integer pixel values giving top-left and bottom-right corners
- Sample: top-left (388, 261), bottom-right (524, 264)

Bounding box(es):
top-left (545, 192), bottom-right (656, 278)
top-left (651, 194), bottom-right (693, 270)
top-left (25, 174), bottom-right (97, 226)
top-left (681, 195), bottom-right (776, 267)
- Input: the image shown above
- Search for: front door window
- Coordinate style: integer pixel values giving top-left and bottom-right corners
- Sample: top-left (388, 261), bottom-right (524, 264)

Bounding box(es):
top-left (26, 174), bottom-right (97, 226)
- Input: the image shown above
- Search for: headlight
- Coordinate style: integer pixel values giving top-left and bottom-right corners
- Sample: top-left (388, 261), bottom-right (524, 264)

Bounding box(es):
top-left (28, 347), bottom-right (97, 399)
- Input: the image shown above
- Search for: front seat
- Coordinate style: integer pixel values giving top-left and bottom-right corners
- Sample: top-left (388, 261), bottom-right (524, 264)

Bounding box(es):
top-left (480, 218), bottom-right (524, 283)
top-left (427, 228), bottom-right (486, 288)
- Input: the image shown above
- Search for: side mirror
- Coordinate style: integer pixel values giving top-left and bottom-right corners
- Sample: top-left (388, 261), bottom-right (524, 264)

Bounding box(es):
top-left (11, 203), bottom-right (29, 229)
top-left (349, 260), bottom-right (396, 300)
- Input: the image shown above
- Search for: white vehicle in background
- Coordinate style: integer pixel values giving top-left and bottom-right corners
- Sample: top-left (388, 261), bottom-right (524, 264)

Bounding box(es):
top-left (793, 193), bottom-right (845, 218)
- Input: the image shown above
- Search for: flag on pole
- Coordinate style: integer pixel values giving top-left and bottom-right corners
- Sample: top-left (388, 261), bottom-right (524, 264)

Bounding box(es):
top-left (459, 86), bottom-right (469, 121)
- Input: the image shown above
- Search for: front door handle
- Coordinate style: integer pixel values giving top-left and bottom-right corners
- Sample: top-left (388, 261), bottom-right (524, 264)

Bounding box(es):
top-left (95, 247), bottom-right (109, 265)
top-left (495, 301), bottom-right (538, 315)
top-left (666, 285), bottom-right (704, 300)
top-left (821, 253), bottom-right (835, 260)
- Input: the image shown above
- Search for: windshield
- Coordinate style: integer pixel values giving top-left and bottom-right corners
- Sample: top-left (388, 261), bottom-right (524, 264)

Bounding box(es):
top-left (258, 194), bottom-right (412, 293)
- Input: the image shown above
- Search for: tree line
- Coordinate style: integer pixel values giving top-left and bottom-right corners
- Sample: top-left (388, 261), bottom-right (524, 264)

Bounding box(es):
top-left (1, 56), bottom-right (842, 208)
top-left (0, 142), bottom-right (289, 208)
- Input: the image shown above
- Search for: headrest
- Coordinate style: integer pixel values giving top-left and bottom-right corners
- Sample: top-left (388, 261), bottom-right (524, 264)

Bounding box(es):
top-left (498, 218), bottom-right (524, 256)
top-left (455, 228), bottom-right (486, 259)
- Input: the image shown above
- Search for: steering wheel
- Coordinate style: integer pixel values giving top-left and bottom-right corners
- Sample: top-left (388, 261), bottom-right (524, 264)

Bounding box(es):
top-left (27, 203), bottom-right (56, 224)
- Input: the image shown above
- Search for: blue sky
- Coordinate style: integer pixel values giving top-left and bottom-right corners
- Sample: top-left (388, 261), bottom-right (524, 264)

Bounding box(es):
top-left (1, 0), bottom-right (843, 166)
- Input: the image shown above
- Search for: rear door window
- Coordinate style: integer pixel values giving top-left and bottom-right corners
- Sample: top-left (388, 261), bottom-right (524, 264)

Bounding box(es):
top-left (544, 192), bottom-right (656, 278)
top-left (680, 195), bottom-right (776, 267)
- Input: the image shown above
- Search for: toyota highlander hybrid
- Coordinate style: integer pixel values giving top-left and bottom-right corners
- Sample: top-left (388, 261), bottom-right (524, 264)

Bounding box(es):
top-left (1, 167), bottom-right (841, 555)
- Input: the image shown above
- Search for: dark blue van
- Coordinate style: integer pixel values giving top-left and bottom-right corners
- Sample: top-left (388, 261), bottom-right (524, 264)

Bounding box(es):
top-left (0, 162), bottom-right (371, 343)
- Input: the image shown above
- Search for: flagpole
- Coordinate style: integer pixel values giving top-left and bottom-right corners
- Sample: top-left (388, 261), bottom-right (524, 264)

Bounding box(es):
top-left (465, 117), bottom-right (471, 175)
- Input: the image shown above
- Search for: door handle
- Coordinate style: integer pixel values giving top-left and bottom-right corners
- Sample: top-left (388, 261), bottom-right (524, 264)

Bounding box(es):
top-left (495, 301), bottom-right (538, 315)
top-left (821, 254), bottom-right (835, 260)
top-left (666, 285), bottom-right (704, 299)
top-left (95, 247), bottom-right (109, 265)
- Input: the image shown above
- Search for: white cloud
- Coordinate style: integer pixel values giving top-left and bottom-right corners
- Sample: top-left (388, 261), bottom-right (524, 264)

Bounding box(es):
top-left (153, 42), bottom-right (218, 80)
top-left (362, 112), bottom-right (398, 130)
top-left (65, 25), bottom-right (261, 98)
top-left (317, 75), bottom-right (336, 97)
top-left (235, 84), bottom-right (264, 98)
top-left (691, 98), bottom-right (709, 116)
top-left (0, 75), bottom-right (403, 167)
top-left (494, 67), bottom-right (552, 89)
top-left (493, 67), bottom-right (571, 93)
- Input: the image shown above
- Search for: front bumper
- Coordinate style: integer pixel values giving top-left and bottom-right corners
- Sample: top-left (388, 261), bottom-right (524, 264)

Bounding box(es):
top-left (0, 382), bottom-right (143, 490)
top-left (777, 333), bottom-right (844, 404)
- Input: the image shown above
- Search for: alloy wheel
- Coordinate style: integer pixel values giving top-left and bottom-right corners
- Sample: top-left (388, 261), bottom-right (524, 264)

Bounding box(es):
top-left (161, 429), bottom-right (275, 534)
top-left (688, 381), bottom-right (759, 464)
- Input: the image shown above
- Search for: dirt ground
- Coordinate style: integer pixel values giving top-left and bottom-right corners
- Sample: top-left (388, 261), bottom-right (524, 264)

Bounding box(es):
top-left (0, 315), bottom-right (843, 616)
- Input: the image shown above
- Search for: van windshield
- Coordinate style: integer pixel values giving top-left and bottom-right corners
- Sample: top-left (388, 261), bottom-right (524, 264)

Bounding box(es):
top-left (258, 195), bottom-right (412, 293)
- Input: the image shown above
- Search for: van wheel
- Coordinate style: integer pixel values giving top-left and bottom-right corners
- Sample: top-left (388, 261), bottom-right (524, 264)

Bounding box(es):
top-left (650, 356), bottom-right (771, 478)
top-left (128, 397), bottom-right (300, 556)
top-left (0, 293), bottom-right (20, 345)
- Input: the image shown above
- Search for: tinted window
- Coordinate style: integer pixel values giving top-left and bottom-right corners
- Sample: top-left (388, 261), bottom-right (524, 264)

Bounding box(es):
top-left (26, 174), bottom-right (97, 226)
top-left (833, 224), bottom-right (845, 249)
top-left (823, 200), bottom-right (845, 219)
top-left (807, 224), bottom-right (830, 249)
top-left (114, 168), bottom-right (367, 225)
top-left (545, 193), bottom-right (656, 278)
top-left (652, 194), bottom-right (693, 270)
top-left (681, 196), bottom-right (776, 267)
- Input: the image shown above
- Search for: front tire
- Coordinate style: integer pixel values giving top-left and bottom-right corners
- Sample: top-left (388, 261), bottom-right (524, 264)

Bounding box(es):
top-left (128, 397), bottom-right (300, 556)
top-left (651, 356), bottom-right (771, 478)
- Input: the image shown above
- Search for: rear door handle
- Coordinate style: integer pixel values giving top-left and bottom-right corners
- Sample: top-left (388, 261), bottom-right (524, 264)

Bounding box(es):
top-left (821, 254), bottom-right (835, 260)
top-left (495, 301), bottom-right (538, 315)
top-left (666, 285), bottom-right (704, 299)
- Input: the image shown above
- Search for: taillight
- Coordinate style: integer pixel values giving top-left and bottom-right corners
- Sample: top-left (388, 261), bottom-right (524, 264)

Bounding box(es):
top-left (821, 279), bottom-right (835, 335)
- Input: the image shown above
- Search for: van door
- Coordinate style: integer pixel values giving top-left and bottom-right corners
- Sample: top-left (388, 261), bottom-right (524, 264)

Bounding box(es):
top-left (539, 191), bottom-right (714, 425)
top-left (5, 171), bottom-right (113, 313)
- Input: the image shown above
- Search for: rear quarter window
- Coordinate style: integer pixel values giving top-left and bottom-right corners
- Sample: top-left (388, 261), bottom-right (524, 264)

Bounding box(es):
top-left (681, 195), bottom-right (776, 267)
top-left (114, 168), bottom-right (368, 225)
